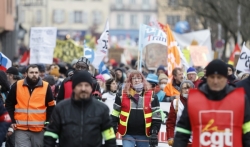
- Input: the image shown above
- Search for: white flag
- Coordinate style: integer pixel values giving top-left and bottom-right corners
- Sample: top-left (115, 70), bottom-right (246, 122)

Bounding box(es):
top-left (236, 44), bottom-right (250, 73)
top-left (97, 20), bottom-right (109, 55)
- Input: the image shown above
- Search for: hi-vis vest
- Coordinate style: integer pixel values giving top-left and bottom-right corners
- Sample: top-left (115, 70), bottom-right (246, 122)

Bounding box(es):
top-left (118, 90), bottom-right (153, 137)
top-left (64, 81), bottom-right (72, 99)
top-left (15, 80), bottom-right (49, 132)
top-left (188, 88), bottom-right (245, 147)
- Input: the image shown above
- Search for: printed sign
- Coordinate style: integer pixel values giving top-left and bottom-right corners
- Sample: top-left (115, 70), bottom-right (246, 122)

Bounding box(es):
top-left (97, 20), bottom-right (109, 54)
top-left (29, 27), bottom-right (57, 64)
top-left (53, 39), bottom-right (84, 63)
top-left (190, 46), bottom-right (209, 67)
top-left (236, 44), bottom-right (250, 73)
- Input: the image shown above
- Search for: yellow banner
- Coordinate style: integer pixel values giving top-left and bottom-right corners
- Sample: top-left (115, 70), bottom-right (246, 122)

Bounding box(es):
top-left (53, 39), bottom-right (83, 63)
top-left (182, 48), bottom-right (190, 64)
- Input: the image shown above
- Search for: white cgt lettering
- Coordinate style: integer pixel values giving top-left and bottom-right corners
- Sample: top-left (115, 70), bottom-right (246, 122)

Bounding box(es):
top-left (200, 128), bottom-right (232, 147)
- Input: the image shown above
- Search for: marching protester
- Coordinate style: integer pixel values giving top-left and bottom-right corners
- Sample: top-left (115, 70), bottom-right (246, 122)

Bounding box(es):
top-left (173, 59), bottom-right (250, 147)
top-left (146, 73), bottom-right (166, 102)
top-left (102, 78), bottom-right (117, 112)
top-left (5, 64), bottom-right (55, 147)
top-left (6, 67), bottom-right (21, 88)
top-left (227, 64), bottom-right (237, 83)
top-left (44, 70), bottom-right (116, 147)
top-left (56, 57), bottom-right (101, 103)
top-left (164, 67), bottom-right (184, 100)
top-left (111, 70), bottom-right (161, 147)
top-left (115, 68), bottom-right (125, 91)
top-left (156, 65), bottom-right (166, 76)
top-left (96, 74), bottom-right (106, 93)
top-left (0, 71), bottom-right (10, 103)
top-left (166, 80), bottom-right (194, 146)
top-left (186, 67), bottom-right (201, 88)
top-left (0, 100), bottom-right (11, 145)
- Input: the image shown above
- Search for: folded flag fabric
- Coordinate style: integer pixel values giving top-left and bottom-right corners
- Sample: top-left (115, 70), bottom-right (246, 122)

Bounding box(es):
top-left (0, 52), bottom-right (12, 71)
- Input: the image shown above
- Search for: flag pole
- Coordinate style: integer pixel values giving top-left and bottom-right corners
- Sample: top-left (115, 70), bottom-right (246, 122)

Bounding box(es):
top-left (138, 24), bottom-right (143, 72)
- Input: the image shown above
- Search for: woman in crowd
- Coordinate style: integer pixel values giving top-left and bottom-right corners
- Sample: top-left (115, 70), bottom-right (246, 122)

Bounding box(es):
top-left (96, 74), bottom-right (106, 93)
top-left (102, 78), bottom-right (117, 113)
top-left (111, 70), bottom-right (161, 147)
top-left (166, 80), bottom-right (194, 147)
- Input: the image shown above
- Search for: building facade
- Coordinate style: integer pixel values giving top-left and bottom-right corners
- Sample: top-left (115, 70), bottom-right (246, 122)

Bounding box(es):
top-left (157, 0), bottom-right (202, 31)
top-left (109, 0), bottom-right (157, 43)
top-left (19, 0), bottom-right (110, 45)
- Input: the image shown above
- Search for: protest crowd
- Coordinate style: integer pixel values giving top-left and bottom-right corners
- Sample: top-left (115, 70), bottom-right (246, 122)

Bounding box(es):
top-left (0, 18), bottom-right (250, 147)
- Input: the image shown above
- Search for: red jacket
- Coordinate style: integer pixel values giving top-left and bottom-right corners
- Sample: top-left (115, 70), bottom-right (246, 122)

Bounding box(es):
top-left (166, 96), bottom-right (187, 139)
top-left (193, 79), bottom-right (202, 88)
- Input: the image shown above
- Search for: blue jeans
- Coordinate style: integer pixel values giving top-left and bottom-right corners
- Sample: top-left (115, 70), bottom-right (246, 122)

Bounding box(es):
top-left (122, 134), bottom-right (149, 147)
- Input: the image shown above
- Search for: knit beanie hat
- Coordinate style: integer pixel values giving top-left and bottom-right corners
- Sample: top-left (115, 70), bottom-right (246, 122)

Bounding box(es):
top-left (206, 59), bottom-right (228, 77)
top-left (187, 67), bottom-right (197, 74)
top-left (50, 68), bottom-right (60, 77)
top-left (180, 80), bottom-right (195, 89)
top-left (146, 74), bottom-right (159, 85)
top-left (197, 72), bottom-right (205, 78)
top-left (158, 73), bottom-right (168, 82)
top-left (6, 67), bottom-right (19, 75)
top-left (157, 65), bottom-right (166, 72)
top-left (72, 70), bottom-right (93, 89)
top-left (96, 74), bottom-right (105, 82)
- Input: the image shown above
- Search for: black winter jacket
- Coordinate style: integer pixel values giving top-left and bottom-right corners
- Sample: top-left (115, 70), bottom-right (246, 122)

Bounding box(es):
top-left (44, 95), bottom-right (116, 147)
top-left (173, 84), bottom-right (250, 147)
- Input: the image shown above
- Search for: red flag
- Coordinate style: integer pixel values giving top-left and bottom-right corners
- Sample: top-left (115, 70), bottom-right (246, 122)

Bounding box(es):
top-left (20, 50), bottom-right (30, 65)
top-left (228, 44), bottom-right (241, 65)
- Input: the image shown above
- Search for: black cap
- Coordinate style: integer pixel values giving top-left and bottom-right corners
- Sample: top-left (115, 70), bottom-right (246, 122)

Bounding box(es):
top-left (206, 59), bottom-right (228, 77)
top-left (6, 67), bottom-right (19, 75)
top-left (72, 70), bottom-right (93, 89)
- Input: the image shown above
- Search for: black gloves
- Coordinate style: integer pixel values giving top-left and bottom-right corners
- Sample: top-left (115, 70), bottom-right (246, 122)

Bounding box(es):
top-left (149, 134), bottom-right (158, 146)
top-left (149, 129), bottom-right (158, 146)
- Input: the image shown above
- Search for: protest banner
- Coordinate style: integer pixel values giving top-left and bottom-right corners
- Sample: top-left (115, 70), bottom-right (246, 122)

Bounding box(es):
top-left (54, 39), bottom-right (84, 63)
top-left (173, 29), bottom-right (212, 51)
top-left (190, 46), bottom-right (209, 67)
top-left (236, 44), bottom-right (250, 73)
top-left (29, 27), bottom-right (57, 64)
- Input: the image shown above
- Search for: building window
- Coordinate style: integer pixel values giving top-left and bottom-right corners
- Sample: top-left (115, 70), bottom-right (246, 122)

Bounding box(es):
top-left (92, 11), bottom-right (102, 24)
top-left (167, 15), bottom-right (180, 26)
top-left (36, 10), bottom-right (42, 24)
top-left (53, 9), bottom-right (65, 24)
top-left (117, 14), bottom-right (124, 27)
top-left (116, 0), bottom-right (123, 9)
top-left (168, 0), bottom-right (178, 6)
top-left (130, 14), bottom-right (137, 27)
top-left (142, 0), bottom-right (149, 9)
top-left (74, 11), bottom-right (83, 23)
top-left (143, 15), bottom-right (150, 24)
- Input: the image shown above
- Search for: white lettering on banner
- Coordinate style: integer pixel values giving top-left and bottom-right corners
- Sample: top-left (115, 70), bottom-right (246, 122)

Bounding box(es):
top-left (200, 129), bottom-right (232, 147)
top-left (236, 44), bottom-right (250, 73)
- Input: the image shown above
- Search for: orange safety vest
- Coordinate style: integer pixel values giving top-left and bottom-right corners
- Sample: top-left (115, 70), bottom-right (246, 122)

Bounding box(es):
top-left (118, 90), bottom-right (153, 137)
top-left (15, 79), bottom-right (48, 132)
top-left (188, 88), bottom-right (244, 147)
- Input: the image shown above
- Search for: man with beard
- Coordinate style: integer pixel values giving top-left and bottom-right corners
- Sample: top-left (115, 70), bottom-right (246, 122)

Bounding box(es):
top-left (44, 70), bottom-right (116, 147)
top-left (5, 64), bottom-right (55, 147)
top-left (56, 57), bottom-right (102, 103)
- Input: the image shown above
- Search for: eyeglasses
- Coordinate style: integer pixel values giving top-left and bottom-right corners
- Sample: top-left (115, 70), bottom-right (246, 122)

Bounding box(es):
top-left (182, 87), bottom-right (190, 90)
top-left (132, 77), bottom-right (142, 80)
